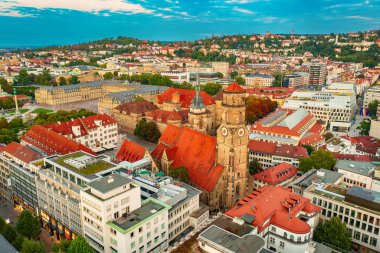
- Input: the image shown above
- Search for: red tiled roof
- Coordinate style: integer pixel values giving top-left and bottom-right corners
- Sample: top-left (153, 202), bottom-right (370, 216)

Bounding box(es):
top-left (79, 114), bottom-right (116, 130)
top-left (0, 142), bottom-right (43, 163)
top-left (114, 100), bottom-right (158, 115)
top-left (249, 140), bottom-right (308, 159)
top-left (157, 88), bottom-right (215, 108)
top-left (115, 139), bottom-right (146, 163)
top-left (152, 125), bottom-right (223, 192)
top-left (299, 133), bottom-right (324, 146)
top-left (224, 82), bottom-right (245, 92)
top-left (252, 162), bottom-right (298, 185)
top-left (341, 135), bottom-right (380, 155)
top-left (21, 125), bottom-right (95, 156)
top-left (146, 109), bottom-right (188, 124)
top-left (226, 186), bottom-right (320, 234)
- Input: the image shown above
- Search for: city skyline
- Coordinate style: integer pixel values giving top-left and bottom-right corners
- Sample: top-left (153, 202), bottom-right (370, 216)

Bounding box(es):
top-left (0, 0), bottom-right (379, 47)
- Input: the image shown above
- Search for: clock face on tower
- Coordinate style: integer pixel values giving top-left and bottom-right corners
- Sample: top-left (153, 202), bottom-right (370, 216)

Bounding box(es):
top-left (238, 127), bottom-right (245, 137)
top-left (221, 127), bottom-right (228, 137)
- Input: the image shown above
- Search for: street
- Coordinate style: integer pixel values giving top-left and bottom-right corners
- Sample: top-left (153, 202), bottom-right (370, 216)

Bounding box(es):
top-left (0, 198), bottom-right (58, 252)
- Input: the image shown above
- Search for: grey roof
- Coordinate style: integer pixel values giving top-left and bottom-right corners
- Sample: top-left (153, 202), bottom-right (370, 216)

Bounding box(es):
top-left (87, 174), bottom-right (133, 194)
top-left (246, 73), bottom-right (274, 78)
top-left (103, 85), bottom-right (168, 103)
top-left (290, 169), bottom-right (343, 190)
top-left (0, 235), bottom-right (18, 253)
top-left (277, 108), bottom-right (309, 129)
top-left (199, 225), bottom-right (266, 253)
top-left (37, 80), bottom-right (123, 92)
top-left (335, 160), bottom-right (377, 177)
top-left (314, 242), bottom-right (341, 253)
top-left (347, 186), bottom-right (380, 205)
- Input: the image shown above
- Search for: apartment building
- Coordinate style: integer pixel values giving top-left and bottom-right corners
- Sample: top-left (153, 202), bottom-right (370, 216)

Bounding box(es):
top-left (249, 140), bottom-right (308, 169)
top-left (304, 184), bottom-right (380, 252)
top-left (211, 62), bottom-right (229, 78)
top-left (243, 73), bottom-right (275, 87)
top-left (44, 114), bottom-right (118, 152)
top-left (132, 176), bottom-right (209, 243)
top-left (225, 186), bottom-right (320, 253)
top-left (309, 63), bottom-right (327, 86)
top-left (80, 174), bottom-right (141, 253)
top-left (252, 162), bottom-right (298, 189)
top-left (282, 89), bottom-right (357, 132)
top-left (250, 108), bottom-right (324, 147)
top-left (363, 85), bottom-right (380, 109)
top-left (283, 72), bottom-right (309, 89)
top-left (159, 71), bottom-right (190, 84)
top-left (334, 160), bottom-right (380, 192)
top-left (0, 142), bottom-right (42, 213)
top-left (35, 151), bottom-right (120, 240)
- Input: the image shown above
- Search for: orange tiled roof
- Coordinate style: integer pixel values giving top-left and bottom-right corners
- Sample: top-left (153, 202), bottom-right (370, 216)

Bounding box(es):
top-left (224, 82), bottom-right (245, 92)
top-left (152, 125), bottom-right (223, 192)
top-left (115, 139), bottom-right (146, 163)
top-left (114, 100), bottom-right (158, 115)
top-left (226, 186), bottom-right (320, 234)
top-left (157, 88), bottom-right (215, 108)
top-left (21, 125), bottom-right (95, 156)
top-left (252, 162), bottom-right (298, 185)
top-left (146, 109), bottom-right (188, 124)
top-left (249, 140), bottom-right (308, 159)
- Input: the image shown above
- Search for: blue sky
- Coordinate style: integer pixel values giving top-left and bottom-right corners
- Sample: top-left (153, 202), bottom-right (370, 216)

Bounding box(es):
top-left (0, 0), bottom-right (379, 47)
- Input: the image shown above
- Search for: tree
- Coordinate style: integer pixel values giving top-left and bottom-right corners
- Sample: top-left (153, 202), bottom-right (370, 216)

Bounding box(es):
top-left (16, 69), bottom-right (30, 86)
top-left (324, 132), bottom-right (334, 141)
top-left (67, 236), bottom-right (94, 253)
top-left (0, 216), bottom-right (6, 234)
top-left (368, 99), bottom-right (379, 116)
top-left (302, 145), bottom-right (314, 155)
top-left (0, 77), bottom-right (8, 91)
top-left (35, 69), bottom-right (52, 85)
top-left (169, 166), bottom-right (189, 183)
top-left (12, 235), bottom-right (25, 251)
top-left (201, 83), bottom-right (222, 96)
top-left (358, 119), bottom-right (371, 135)
top-left (249, 158), bottom-right (262, 175)
top-left (230, 71), bottom-right (238, 79)
top-left (0, 129), bottom-right (19, 144)
top-left (9, 117), bottom-right (24, 129)
top-left (52, 239), bottom-right (71, 253)
top-left (58, 76), bottom-right (68, 86)
top-left (0, 117), bottom-right (9, 129)
top-left (245, 96), bottom-right (278, 124)
top-left (216, 72), bottom-right (223, 78)
top-left (313, 216), bottom-right (351, 251)
top-left (16, 210), bottom-right (41, 239)
top-left (235, 76), bottom-right (246, 85)
top-left (103, 72), bottom-right (113, 80)
top-left (2, 224), bottom-right (17, 243)
top-left (69, 75), bottom-right (79, 84)
top-left (299, 149), bottom-right (336, 173)
top-left (134, 119), bottom-right (161, 143)
top-left (21, 239), bottom-right (45, 253)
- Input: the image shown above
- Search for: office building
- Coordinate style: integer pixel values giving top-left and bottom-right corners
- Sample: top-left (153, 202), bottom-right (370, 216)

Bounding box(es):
top-left (283, 72), bottom-right (309, 88)
top-left (309, 63), bottom-right (327, 86)
top-left (243, 73), bottom-right (275, 87)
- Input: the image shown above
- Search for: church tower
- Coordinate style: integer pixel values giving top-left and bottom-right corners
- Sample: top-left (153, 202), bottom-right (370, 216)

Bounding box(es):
top-left (188, 74), bottom-right (209, 133)
top-left (216, 82), bottom-right (249, 209)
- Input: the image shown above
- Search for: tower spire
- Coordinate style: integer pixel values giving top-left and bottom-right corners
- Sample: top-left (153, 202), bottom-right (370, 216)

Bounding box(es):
top-left (13, 87), bottom-right (20, 117)
top-left (190, 73), bottom-right (205, 109)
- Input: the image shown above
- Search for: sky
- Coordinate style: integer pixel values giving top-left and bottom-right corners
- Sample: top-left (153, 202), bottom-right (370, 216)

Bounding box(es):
top-left (0, 0), bottom-right (379, 47)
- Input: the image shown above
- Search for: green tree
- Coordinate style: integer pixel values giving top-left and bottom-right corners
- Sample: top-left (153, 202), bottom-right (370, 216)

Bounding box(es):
top-left (249, 158), bottom-right (262, 175)
top-left (313, 216), bottom-right (351, 251)
top-left (216, 72), bottom-right (223, 78)
top-left (299, 149), bottom-right (336, 173)
top-left (368, 99), bottom-right (379, 116)
top-left (169, 166), bottom-right (189, 183)
top-left (0, 216), bottom-right (6, 234)
top-left (52, 239), bottom-right (71, 253)
top-left (16, 69), bottom-right (30, 85)
top-left (12, 235), bottom-right (25, 251)
top-left (358, 119), bottom-right (371, 135)
top-left (103, 72), bottom-right (113, 80)
top-left (67, 236), bottom-right (94, 253)
top-left (235, 76), bottom-right (246, 85)
top-left (16, 210), bottom-right (41, 239)
top-left (58, 76), bottom-right (68, 86)
top-left (69, 75), bottom-right (79, 84)
top-left (0, 129), bottom-right (19, 144)
top-left (9, 117), bottom-right (24, 129)
top-left (2, 224), bottom-right (17, 243)
top-left (302, 145), bottom-right (314, 155)
top-left (21, 239), bottom-right (45, 253)
top-left (0, 77), bottom-right (8, 91)
top-left (201, 83), bottom-right (222, 96)
top-left (134, 119), bottom-right (161, 143)
top-left (230, 71), bottom-right (238, 79)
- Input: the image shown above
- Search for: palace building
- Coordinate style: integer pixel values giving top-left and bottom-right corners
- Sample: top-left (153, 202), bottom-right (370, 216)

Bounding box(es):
top-left (152, 82), bottom-right (250, 210)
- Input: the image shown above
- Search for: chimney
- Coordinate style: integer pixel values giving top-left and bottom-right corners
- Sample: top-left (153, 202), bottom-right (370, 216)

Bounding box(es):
top-left (108, 176), bottom-right (114, 184)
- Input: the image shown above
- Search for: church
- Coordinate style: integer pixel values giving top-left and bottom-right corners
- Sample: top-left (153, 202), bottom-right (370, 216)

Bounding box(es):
top-left (151, 82), bottom-right (250, 211)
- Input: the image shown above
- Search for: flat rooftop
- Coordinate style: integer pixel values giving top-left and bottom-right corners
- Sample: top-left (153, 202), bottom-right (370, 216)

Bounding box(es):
top-left (109, 198), bottom-right (170, 233)
top-left (49, 152), bottom-right (115, 179)
top-left (335, 160), bottom-right (377, 177)
top-left (86, 174), bottom-right (133, 194)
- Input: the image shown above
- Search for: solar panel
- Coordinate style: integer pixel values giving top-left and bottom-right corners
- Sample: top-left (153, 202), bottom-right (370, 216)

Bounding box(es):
top-left (240, 213), bottom-right (256, 224)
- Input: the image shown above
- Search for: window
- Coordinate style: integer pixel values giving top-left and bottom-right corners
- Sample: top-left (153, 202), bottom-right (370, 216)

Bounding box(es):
top-left (154, 227), bottom-right (158, 234)
top-left (146, 222), bottom-right (150, 229)
top-left (271, 227), bottom-right (276, 232)
top-left (130, 232), bottom-right (134, 238)
top-left (161, 223), bottom-right (165, 229)
top-left (154, 218), bottom-right (158, 224)
top-left (147, 232), bottom-right (151, 238)
top-left (139, 227), bottom-right (143, 233)
top-left (139, 237), bottom-right (143, 243)
top-left (131, 242), bottom-right (135, 248)
top-left (110, 228), bottom-right (116, 235)
top-left (114, 212), bottom-right (119, 219)
top-left (114, 202), bottom-right (118, 208)
top-left (280, 241), bottom-right (285, 248)
top-left (270, 237), bottom-right (275, 244)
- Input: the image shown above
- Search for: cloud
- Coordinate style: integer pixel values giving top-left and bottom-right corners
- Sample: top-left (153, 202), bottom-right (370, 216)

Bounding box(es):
top-left (232, 6), bottom-right (255, 14)
top-left (0, 0), bottom-right (154, 17)
top-left (345, 15), bottom-right (372, 20)
top-left (225, 0), bottom-right (264, 3)
top-left (0, 10), bottom-right (33, 18)
top-left (255, 16), bottom-right (277, 23)
top-left (325, 3), bottom-right (366, 9)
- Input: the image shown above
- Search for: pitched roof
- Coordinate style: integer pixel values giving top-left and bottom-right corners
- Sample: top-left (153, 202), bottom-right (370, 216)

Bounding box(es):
top-left (224, 82), bottom-right (245, 93)
top-left (146, 109), bottom-right (188, 124)
top-left (252, 163), bottom-right (298, 185)
top-left (226, 186), bottom-right (320, 234)
top-left (152, 125), bottom-right (223, 192)
top-left (249, 140), bottom-right (308, 159)
top-left (341, 135), bottom-right (380, 155)
top-left (21, 125), bottom-right (95, 156)
top-left (157, 88), bottom-right (215, 108)
top-left (114, 100), bottom-right (158, 115)
top-left (115, 139), bottom-right (146, 163)
top-left (79, 114), bottom-right (117, 130)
